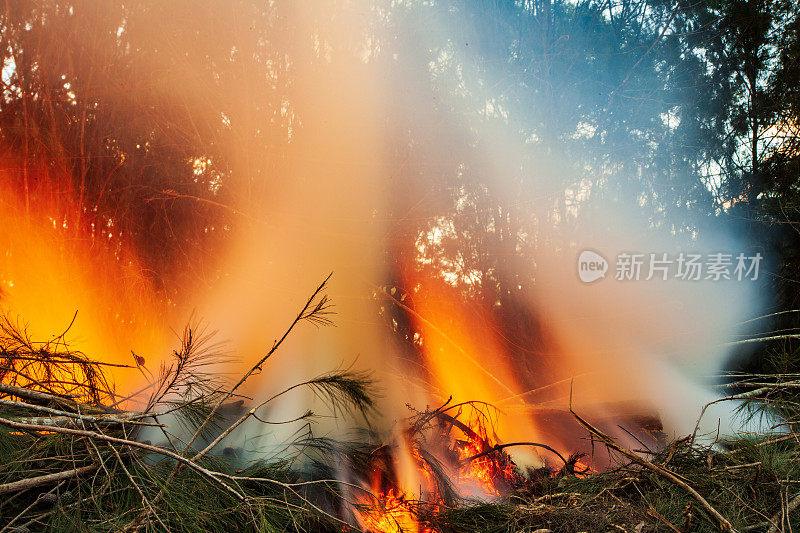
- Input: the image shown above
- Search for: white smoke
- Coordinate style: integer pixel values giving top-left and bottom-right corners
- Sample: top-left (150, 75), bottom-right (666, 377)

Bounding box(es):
top-left (140, 0), bottom-right (775, 461)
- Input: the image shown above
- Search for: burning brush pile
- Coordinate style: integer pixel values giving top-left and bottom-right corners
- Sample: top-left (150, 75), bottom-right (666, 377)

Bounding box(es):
top-left (0, 278), bottom-right (798, 532)
top-left (1, 1), bottom-right (800, 531)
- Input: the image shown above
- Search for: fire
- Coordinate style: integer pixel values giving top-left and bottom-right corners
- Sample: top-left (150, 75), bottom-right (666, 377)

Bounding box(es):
top-left (359, 489), bottom-right (431, 533)
top-left (398, 274), bottom-right (569, 475)
top-left (350, 439), bottom-right (433, 533)
top-left (353, 404), bottom-right (560, 532)
top-left (455, 434), bottom-right (515, 497)
top-left (0, 168), bottom-right (170, 400)
top-left (0, 4), bottom-right (767, 532)
top-left (346, 272), bottom-right (594, 530)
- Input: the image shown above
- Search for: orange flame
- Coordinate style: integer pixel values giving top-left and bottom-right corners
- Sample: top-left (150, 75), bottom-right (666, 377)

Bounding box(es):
top-left (0, 168), bottom-right (170, 400)
top-left (358, 489), bottom-right (431, 533)
top-left (399, 274), bottom-right (569, 474)
top-left (455, 438), bottom-right (512, 497)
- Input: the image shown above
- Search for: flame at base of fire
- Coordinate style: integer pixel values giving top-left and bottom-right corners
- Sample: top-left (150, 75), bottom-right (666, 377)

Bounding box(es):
top-left (358, 489), bottom-right (433, 533)
top-left (351, 401), bottom-right (583, 533)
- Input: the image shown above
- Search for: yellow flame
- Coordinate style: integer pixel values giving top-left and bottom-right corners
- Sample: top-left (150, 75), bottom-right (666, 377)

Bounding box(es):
top-left (403, 275), bottom-right (566, 471)
top-left (0, 175), bottom-right (170, 397)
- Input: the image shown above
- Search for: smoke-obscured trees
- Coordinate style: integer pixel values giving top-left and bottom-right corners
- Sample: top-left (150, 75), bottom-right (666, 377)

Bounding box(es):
top-left (1, 0), bottom-right (799, 365)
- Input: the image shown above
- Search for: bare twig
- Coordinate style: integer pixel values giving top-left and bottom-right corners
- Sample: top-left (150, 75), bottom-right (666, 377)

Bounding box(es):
top-left (105, 442), bottom-right (169, 530)
top-left (187, 273), bottom-right (334, 449)
top-left (461, 441), bottom-right (571, 469)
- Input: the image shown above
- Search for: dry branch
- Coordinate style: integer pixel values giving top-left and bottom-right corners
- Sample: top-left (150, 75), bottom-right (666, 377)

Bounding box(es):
top-left (0, 382), bottom-right (81, 408)
top-left (0, 398), bottom-right (157, 428)
top-left (766, 493), bottom-right (800, 533)
top-left (0, 465), bottom-right (97, 495)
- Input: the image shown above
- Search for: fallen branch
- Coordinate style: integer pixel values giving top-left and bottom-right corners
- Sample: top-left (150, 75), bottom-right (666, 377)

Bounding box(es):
top-left (0, 465), bottom-right (97, 495)
top-left (716, 380), bottom-right (800, 390)
top-left (0, 382), bottom-right (83, 409)
top-left (0, 398), bottom-right (156, 427)
top-left (6, 415), bottom-right (161, 429)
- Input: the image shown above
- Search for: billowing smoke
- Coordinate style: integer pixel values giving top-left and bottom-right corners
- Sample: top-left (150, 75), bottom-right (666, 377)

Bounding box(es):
top-left (0, 0), bottom-right (774, 469)
top-left (179, 0), bottom-right (772, 461)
